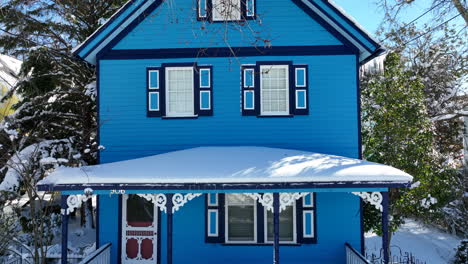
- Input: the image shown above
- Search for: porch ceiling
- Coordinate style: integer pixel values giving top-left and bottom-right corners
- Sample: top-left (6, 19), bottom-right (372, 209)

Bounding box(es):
top-left (38, 147), bottom-right (412, 191)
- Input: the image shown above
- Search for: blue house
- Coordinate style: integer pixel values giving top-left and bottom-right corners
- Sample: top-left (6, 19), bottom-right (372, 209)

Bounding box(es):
top-left (38, 1), bottom-right (413, 263)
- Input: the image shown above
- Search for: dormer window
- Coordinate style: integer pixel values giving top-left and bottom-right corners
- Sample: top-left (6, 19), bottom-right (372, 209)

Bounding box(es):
top-left (198, 0), bottom-right (256, 21)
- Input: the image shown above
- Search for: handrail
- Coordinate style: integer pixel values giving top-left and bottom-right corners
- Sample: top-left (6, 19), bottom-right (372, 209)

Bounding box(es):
top-left (345, 242), bottom-right (370, 264)
top-left (79, 243), bottom-right (111, 264)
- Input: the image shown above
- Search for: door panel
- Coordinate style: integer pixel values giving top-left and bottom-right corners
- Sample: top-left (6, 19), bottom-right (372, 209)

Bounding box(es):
top-left (122, 195), bottom-right (158, 264)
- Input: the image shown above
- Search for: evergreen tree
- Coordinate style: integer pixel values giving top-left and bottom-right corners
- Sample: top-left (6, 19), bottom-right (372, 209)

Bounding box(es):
top-left (361, 52), bottom-right (458, 234)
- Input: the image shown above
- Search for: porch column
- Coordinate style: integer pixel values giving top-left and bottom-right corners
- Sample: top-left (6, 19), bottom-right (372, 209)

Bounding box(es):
top-left (381, 192), bottom-right (389, 264)
top-left (167, 194), bottom-right (174, 264)
top-left (61, 195), bottom-right (69, 264)
top-left (273, 193), bottom-right (280, 264)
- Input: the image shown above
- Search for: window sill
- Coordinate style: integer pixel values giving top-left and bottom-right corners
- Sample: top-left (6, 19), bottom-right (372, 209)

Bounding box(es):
top-left (162, 115), bottom-right (198, 119)
top-left (221, 243), bottom-right (301, 247)
top-left (257, 115), bottom-right (294, 118)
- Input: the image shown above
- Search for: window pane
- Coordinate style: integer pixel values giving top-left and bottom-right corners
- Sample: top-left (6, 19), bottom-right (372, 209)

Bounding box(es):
top-left (166, 67), bottom-right (194, 116)
top-left (261, 66), bottom-right (289, 115)
top-left (228, 205), bottom-right (255, 241)
top-left (126, 195), bottom-right (154, 227)
top-left (226, 193), bottom-right (254, 205)
top-left (212, 0), bottom-right (241, 21)
top-left (267, 206), bottom-right (294, 242)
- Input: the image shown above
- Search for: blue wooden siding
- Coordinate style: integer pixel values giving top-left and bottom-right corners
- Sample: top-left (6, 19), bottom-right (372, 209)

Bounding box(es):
top-left (98, 195), bottom-right (120, 264)
top-left (99, 192), bottom-right (361, 264)
top-left (112, 0), bottom-right (342, 50)
top-left (98, 54), bottom-right (358, 163)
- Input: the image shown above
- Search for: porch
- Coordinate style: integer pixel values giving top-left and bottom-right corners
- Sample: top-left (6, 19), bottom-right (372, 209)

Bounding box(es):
top-left (37, 147), bottom-right (412, 264)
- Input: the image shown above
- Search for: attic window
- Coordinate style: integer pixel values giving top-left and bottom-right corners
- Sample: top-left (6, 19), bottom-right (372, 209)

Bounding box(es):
top-left (198, 0), bottom-right (256, 21)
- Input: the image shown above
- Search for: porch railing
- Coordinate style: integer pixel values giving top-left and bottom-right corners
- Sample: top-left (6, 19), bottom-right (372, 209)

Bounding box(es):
top-left (78, 243), bottom-right (111, 264)
top-left (346, 243), bottom-right (370, 264)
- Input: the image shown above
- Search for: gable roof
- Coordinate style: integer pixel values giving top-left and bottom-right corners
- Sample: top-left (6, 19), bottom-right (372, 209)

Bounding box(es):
top-left (74, 0), bottom-right (385, 65)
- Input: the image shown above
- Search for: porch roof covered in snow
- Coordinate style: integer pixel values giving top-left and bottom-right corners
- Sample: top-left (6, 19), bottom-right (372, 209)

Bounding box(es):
top-left (37, 147), bottom-right (413, 192)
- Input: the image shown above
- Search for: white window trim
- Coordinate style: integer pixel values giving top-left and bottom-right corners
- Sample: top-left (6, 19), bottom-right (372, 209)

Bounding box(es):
top-left (302, 211), bottom-right (315, 238)
top-left (302, 193), bottom-right (314, 207)
top-left (200, 90), bottom-right (211, 110)
top-left (207, 209), bottom-right (219, 237)
top-left (208, 193), bottom-right (218, 206)
top-left (225, 194), bottom-right (258, 244)
top-left (295, 68), bottom-right (307, 87)
top-left (243, 68), bottom-right (255, 88)
top-left (212, 0), bottom-right (242, 21)
top-left (243, 90), bottom-right (255, 110)
top-left (199, 68), bottom-right (211, 88)
top-left (263, 203), bottom-right (297, 244)
top-left (148, 92), bottom-right (160, 111)
top-left (148, 70), bottom-right (159, 89)
top-left (165, 67), bottom-right (195, 117)
top-left (260, 65), bottom-right (290, 116)
top-left (295, 90), bottom-right (307, 110)
top-left (246, 0), bottom-right (255, 16)
top-left (198, 0), bottom-right (207, 18)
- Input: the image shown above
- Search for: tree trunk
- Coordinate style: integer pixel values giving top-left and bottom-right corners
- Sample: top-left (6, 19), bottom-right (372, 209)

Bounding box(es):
top-left (451, 0), bottom-right (468, 24)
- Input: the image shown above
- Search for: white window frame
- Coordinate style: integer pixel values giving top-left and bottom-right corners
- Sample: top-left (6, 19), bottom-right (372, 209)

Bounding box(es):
top-left (302, 211), bottom-right (315, 238)
top-left (263, 203), bottom-right (297, 244)
top-left (212, 0), bottom-right (241, 21)
top-left (200, 90), bottom-right (211, 110)
top-left (208, 193), bottom-right (218, 206)
top-left (295, 68), bottom-right (307, 87)
top-left (243, 90), bottom-right (255, 110)
top-left (199, 68), bottom-right (211, 88)
top-left (225, 193), bottom-right (257, 244)
top-left (243, 68), bottom-right (255, 88)
top-left (246, 0), bottom-right (255, 17)
top-left (302, 193), bottom-right (314, 207)
top-left (148, 70), bottom-right (159, 89)
top-left (260, 65), bottom-right (290, 116)
top-left (295, 90), bottom-right (307, 110)
top-left (207, 209), bottom-right (219, 237)
top-left (148, 92), bottom-right (160, 111)
top-left (165, 67), bottom-right (195, 117)
top-left (198, 0), bottom-right (208, 18)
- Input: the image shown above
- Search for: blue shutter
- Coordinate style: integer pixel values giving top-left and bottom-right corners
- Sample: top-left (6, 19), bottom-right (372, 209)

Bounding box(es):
top-left (241, 66), bottom-right (257, 116)
top-left (197, 66), bottom-right (213, 116)
top-left (297, 193), bottom-right (316, 243)
top-left (205, 194), bottom-right (225, 243)
top-left (292, 65), bottom-right (309, 115)
top-left (147, 67), bottom-right (163, 117)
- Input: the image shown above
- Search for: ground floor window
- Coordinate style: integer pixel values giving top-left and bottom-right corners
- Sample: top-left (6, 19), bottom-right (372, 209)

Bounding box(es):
top-left (212, 193), bottom-right (314, 245)
top-left (225, 193), bottom-right (257, 243)
top-left (265, 204), bottom-right (296, 243)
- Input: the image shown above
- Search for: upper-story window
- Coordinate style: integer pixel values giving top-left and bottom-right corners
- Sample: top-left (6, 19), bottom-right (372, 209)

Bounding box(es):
top-left (147, 64), bottom-right (213, 118)
top-left (166, 67), bottom-right (195, 117)
top-left (260, 65), bottom-right (290, 116)
top-left (198, 0), bottom-right (256, 21)
top-left (241, 62), bottom-right (309, 117)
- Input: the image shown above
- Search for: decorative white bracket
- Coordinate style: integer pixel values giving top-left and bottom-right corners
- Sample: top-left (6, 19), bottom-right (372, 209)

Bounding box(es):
top-left (172, 193), bottom-right (202, 213)
top-left (137, 193), bottom-right (168, 213)
top-left (244, 193), bottom-right (310, 212)
top-left (136, 193), bottom-right (202, 214)
top-left (63, 188), bottom-right (94, 215)
top-left (352, 192), bottom-right (383, 212)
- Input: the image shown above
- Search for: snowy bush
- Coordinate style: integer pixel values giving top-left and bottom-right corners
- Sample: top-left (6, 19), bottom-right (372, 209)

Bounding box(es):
top-left (453, 240), bottom-right (468, 264)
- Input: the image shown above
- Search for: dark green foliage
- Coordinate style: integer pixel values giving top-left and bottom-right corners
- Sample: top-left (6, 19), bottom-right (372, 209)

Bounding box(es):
top-left (454, 240), bottom-right (468, 264)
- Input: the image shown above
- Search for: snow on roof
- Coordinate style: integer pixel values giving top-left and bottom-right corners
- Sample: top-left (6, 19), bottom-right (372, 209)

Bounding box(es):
top-left (0, 54), bottom-right (22, 88)
top-left (39, 147), bottom-right (412, 187)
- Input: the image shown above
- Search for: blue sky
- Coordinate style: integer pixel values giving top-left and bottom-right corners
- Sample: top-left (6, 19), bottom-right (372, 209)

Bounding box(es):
top-left (332, 0), bottom-right (436, 34)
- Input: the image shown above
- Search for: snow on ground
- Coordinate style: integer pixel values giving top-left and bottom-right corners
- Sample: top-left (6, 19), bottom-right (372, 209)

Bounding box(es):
top-left (366, 219), bottom-right (462, 264)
